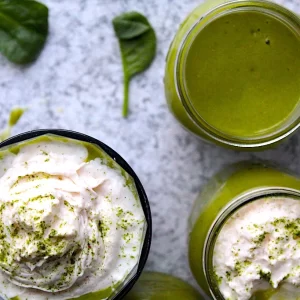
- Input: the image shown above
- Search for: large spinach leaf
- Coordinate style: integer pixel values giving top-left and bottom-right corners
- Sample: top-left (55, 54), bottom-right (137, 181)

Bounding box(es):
top-left (0, 0), bottom-right (48, 64)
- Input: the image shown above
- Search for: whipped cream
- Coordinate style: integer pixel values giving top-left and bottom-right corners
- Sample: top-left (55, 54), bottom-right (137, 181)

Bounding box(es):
top-left (0, 136), bottom-right (146, 299)
top-left (213, 196), bottom-right (300, 300)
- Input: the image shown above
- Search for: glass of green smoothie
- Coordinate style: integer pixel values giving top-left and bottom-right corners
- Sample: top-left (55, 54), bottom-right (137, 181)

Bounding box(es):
top-left (165, 0), bottom-right (300, 149)
top-left (188, 162), bottom-right (300, 299)
top-left (0, 129), bottom-right (152, 300)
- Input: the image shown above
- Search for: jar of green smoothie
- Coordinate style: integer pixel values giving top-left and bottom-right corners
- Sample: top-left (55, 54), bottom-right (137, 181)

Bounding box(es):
top-left (189, 162), bottom-right (300, 299)
top-left (0, 130), bottom-right (152, 300)
top-left (123, 272), bottom-right (203, 300)
top-left (164, 0), bottom-right (300, 149)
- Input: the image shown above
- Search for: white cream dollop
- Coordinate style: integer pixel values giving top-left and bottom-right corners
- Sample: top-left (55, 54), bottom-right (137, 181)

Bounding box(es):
top-left (0, 137), bottom-right (146, 300)
top-left (213, 196), bottom-right (300, 300)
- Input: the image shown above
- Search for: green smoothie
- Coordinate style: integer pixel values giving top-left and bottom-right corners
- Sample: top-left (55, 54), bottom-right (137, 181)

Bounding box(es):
top-left (184, 10), bottom-right (300, 138)
top-left (0, 134), bottom-right (148, 300)
top-left (164, 0), bottom-right (300, 149)
top-left (124, 272), bottom-right (202, 300)
top-left (188, 162), bottom-right (300, 299)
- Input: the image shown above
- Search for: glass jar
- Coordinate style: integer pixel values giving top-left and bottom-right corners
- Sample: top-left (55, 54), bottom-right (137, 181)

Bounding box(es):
top-left (164, 0), bottom-right (300, 149)
top-left (123, 272), bottom-right (203, 300)
top-left (188, 162), bottom-right (300, 299)
top-left (0, 129), bottom-right (152, 300)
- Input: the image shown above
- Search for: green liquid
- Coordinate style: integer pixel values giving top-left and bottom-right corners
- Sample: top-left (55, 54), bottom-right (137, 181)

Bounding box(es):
top-left (188, 163), bottom-right (300, 297)
top-left (124, 272), bottom-right (202, 300)
top-left (251, 288), bottom-right (300, 300)
top-left (251, 289), bottom-right (277, 300)
top-left (184, 10), bottom-right (300, 138)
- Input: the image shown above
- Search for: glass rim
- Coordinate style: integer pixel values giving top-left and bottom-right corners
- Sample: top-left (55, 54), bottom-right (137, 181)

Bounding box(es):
top-left (203, 187), bottom-right (300, 299)
top-left (0, 129), bottom-right (152, 300)
top-left (174, 0), bottom-right (300, 148)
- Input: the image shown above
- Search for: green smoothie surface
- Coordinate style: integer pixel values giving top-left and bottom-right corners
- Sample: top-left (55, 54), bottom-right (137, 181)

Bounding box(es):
top-left (184, 10), bottom-right (300, 138)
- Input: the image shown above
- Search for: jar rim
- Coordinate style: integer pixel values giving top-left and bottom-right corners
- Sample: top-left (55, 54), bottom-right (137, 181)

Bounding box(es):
top-left (175, 0), bottom-right (300, 148)
top-left (203, 187), bottom-right (300, 299)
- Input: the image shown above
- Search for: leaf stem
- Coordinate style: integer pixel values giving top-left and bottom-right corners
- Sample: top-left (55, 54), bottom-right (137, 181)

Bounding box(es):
top-left (122, 74), bottom-right (130, 118)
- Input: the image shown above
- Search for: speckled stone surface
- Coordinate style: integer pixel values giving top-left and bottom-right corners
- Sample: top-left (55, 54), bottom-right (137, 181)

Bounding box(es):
top-left (0, 0), bottom-right (299, 296)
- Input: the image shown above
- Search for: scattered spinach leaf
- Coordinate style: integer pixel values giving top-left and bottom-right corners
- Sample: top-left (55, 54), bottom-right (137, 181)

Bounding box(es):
top-left (0, 0), bottom-right (48, 64)
top-left (9, 107), bottom-right (24, 126)
top-left (112, 11), bottom-right (156, 117)
top-left (0, 107), bottom-right (25, 142)
top-left (113, 19), bottom-right (150, 40)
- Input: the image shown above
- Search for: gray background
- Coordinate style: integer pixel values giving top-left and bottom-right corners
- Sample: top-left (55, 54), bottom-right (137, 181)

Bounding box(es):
top-left (0, 0), bottom-right (299, 295)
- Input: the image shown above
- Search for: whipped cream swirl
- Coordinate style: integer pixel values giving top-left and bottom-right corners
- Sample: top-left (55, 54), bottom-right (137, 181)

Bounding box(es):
top-left (0, 136), bottom-right (146, 299)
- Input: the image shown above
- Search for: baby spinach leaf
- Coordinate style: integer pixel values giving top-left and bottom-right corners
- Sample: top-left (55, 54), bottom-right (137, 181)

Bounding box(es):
top-left (0, 0), bottom-right (48, 64)
top-left (0, 107), bottom-right (25, 142)
top-left (113, 19), bottom-right (150, 40)
top-left (113, 11), bottom-right (156, 117)
top-left (8, 107), bottom-right (24, 126)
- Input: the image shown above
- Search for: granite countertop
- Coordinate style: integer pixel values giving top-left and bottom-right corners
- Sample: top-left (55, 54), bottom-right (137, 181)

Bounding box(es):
top-left (0, 0), bottom-right (299, 296)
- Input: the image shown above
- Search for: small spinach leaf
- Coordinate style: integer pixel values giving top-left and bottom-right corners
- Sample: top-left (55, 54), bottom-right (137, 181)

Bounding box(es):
top-left (113, 20), bottom-right (150, 40)
top-left (0, 0), bottom-right (48, 64)
top-left (0, 107), bottom-right (25, 142)
top-left (9, 107), bottom-right (24, 126)
top-left (113, 11), bottom-right (156, 117)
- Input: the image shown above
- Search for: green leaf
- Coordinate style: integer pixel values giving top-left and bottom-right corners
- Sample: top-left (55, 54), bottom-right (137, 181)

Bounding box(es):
top-left (0, 107), bottom-right (25, 142)
top-left (8, 107), bottom-right (25, 126)
top-left (0, 127), bottom-right (10, 142)
top-left (0, 0), bottom-right (48, 64)
top-left (113, 19), bottom-right (150, 40)
top-left (112, 11), bottom-right (156, 117)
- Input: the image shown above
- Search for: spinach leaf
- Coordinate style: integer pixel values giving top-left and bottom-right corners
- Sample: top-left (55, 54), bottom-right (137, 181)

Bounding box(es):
top-left (8, 107), bottom-right (24, 126)
top-left (0, 107), bottom-right (25, 142)
top-left (0, 0), bottom-right (48, 64)
top-left (113, 11), bottom-right (156, 117)
top-left (113, 19), bottom-right (150, 40)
